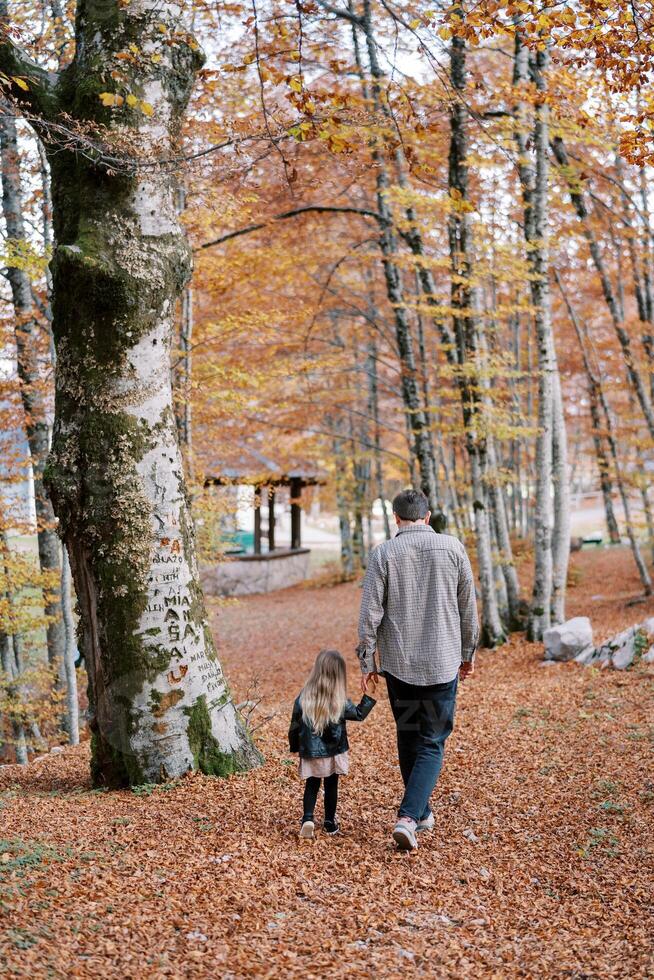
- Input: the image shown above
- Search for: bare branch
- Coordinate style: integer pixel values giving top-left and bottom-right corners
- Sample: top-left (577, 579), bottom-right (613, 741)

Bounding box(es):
top-left (314, 0), bottom-right (363, 25)
top-left (197, 205), bottom-right (384, 251)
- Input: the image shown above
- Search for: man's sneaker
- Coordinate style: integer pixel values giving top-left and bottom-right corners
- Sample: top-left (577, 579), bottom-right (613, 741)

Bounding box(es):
top-left (300, 820), bottom-right (315, 840)
top-left (393, 818), bottom-right (418, 851)
top-left (323, 820), bottom-right (340, 835)
top-left (416, 812), bottom-right (435, 833)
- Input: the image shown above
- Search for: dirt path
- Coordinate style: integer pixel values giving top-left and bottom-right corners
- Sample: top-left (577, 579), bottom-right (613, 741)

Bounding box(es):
top-left (0, 548), bottom-right (652, 978)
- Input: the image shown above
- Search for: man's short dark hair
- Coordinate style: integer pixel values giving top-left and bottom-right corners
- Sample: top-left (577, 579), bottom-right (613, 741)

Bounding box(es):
top-left (393, 488), bottom-right (430, 521)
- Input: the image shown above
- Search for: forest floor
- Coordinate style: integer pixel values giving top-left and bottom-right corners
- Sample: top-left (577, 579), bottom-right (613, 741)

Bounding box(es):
top-left (1, 546), bottom-right (653, 978)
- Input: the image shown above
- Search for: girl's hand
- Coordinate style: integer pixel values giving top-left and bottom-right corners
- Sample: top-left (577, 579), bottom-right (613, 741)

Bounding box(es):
top-left (361, 671), bottom-right (379, 694)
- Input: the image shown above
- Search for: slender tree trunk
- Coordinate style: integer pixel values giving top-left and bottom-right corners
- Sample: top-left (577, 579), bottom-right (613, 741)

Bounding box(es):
top-left (61, 546), bottom-right (79, 745)
top-left (641, 485), bottom-right (654, 565)
top-left (0, 630), bottom-right (27, 765)
top-left (478, 288), bottom-right (522, 627)
top-left (1, 534), bottom-right (28, 765)
top-left (597, 403), bottom-right (652, 595)
top-left (333, 435), bottom-right (354, 576)
top-left (486, 434), bottom-right (523, 628)
top-left (550, 366), bottom-right (570, 623)
top-left (365, 322), bottom-right (391, 541)
top-left (555, 271), bottom-right (621, 544)
top-left (513, 37), bottom-right (558, 639)
top-left (355, 1), bottom-right (442, 518)
top-left (560, 277), bottom-right (651, 592)
top-left (0, 100), bottom-right (65, 675)
top-left (552, 136), bottom-right (654, 440)
top-left (638, 166), bottom-right (654, 400)
top-left (0, 0), bottom-right (261, 785)
top-left (448, 24), bottom-right (505, 647)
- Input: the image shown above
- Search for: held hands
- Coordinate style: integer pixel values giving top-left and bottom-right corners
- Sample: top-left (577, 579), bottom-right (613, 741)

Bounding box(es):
top-left (361, 671), bottom-right (379, 695)
top-left (459, 660), bottom-right (475, 681)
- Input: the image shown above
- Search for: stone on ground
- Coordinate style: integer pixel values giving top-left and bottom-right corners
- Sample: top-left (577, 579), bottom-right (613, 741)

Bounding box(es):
top-left (578, 617), bottom-right (654, 670)
top-left (543, 617), bottom-right (594, 662)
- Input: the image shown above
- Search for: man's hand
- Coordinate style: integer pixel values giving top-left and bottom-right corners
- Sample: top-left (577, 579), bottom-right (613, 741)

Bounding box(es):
top-left (361, 671), bottom-right (379, 695)
top-left (459, 660), bottom-right (475, 681)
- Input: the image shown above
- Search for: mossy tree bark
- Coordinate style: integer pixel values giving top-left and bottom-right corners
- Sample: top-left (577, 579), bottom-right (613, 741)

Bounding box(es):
top-left (0, 0), bottom-right (261, 786)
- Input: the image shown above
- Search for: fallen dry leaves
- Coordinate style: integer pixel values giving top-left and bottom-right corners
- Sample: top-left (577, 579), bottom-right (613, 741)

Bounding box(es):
top-left (0, 547), bottom-right (653, 978)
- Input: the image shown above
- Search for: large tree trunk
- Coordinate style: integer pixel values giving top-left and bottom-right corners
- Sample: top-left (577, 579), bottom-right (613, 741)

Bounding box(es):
top-left (173, 183), bottom-right (194, 479)
top-left (0, 104), bottom-right (65, 676)
top-left (0, 0), bottom-right (261, 785)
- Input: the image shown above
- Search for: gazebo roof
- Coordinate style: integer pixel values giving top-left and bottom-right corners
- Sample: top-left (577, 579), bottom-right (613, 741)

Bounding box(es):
top-left (203, 443), bottom-right (326, 487)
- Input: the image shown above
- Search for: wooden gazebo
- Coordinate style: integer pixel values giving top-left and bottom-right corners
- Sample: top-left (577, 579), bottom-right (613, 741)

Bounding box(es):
top-left (201, 447), bottom-right (325, 595)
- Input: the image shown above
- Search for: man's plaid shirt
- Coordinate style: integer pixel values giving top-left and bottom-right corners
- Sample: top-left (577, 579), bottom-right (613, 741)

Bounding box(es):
top-left (357, 524), bottom-right (479, 686)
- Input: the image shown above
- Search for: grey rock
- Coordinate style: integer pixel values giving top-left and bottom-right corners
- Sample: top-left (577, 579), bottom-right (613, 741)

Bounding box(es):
top-left (581, 617), bottom-right (654, 670)
top-left (574, 644), bottom-right (599, 666)
top-left (544, 617), bottom-right (593, 662)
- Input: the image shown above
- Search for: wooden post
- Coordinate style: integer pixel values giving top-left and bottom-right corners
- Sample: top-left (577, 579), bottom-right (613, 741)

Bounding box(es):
top-left (268, 487), bottom-right (276, 552)
top-left (254, 486), bottom-right (262, 555)
top-left (290, 478), bottom-right (302, 550)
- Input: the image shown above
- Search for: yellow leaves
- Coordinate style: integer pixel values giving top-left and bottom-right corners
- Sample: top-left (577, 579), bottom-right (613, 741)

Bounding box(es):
top-left (11, 76), bottom-right (29, 91)
top-left (1, 238), bottom-right (50, 278)
top-left (98, 91), bottom-right (154, 116)
top-left (99, 91), bottom-right (124, 108)
top-left (288, 76), bottom-right (303, 94)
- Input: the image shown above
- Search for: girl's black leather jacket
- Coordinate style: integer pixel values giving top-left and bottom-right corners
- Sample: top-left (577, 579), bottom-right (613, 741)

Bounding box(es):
top-left (288, 694), bottom-right (376, 759)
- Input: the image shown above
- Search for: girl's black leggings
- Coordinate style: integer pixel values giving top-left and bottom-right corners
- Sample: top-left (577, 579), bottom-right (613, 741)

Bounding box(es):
top-left (302, 774), bottom-right (338, 823)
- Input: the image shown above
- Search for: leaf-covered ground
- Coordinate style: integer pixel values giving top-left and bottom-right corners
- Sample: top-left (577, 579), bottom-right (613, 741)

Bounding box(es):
top-left (1, 547), bottom-right (653, 978)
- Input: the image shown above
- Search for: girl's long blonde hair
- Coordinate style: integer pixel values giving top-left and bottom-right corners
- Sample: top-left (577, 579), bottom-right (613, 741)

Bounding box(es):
top-left (299, 649), bottom-right (347, 735)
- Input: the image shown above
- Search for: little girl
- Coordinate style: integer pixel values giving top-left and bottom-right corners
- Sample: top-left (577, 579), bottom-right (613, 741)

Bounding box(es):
top-left (288, 648), bottom-right (376, 838)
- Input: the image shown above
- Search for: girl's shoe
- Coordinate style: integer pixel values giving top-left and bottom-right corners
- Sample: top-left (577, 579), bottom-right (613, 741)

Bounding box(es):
top-left (300, 820), bottom-right (315, 839)
top-left (323, 820), bottom-right (340, 835)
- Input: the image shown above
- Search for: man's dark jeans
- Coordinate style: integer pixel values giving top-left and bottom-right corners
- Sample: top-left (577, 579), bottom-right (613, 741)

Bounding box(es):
top-left (385, 672), bottom-right (458, 822)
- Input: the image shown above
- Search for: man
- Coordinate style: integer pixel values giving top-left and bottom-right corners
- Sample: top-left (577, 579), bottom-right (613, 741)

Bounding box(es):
top-left (357, 488), bottom-right (478, 851)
